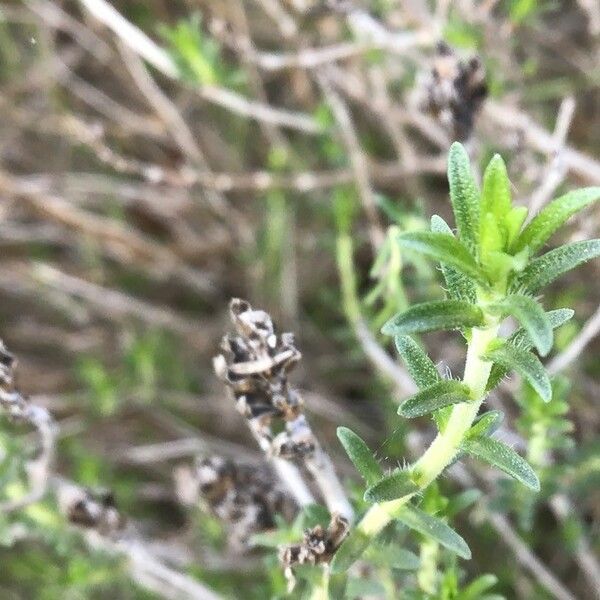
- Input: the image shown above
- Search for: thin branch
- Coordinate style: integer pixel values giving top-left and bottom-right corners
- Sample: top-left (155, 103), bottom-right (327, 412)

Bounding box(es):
top-left (77, 0), bottom-right (322, 134)
top-left (527, 96), bottom-right (575, 216)
top-left (485, 100), bottom-right (600, 184)
top-left (318, 72), bottom-right (385, 250)
top-left (53, 478), bottom-right (222, 600)
top-left (30, 264), bottom-right (215, 346)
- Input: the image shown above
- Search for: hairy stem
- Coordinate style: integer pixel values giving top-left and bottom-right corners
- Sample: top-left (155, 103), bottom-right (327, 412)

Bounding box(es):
top-left (349, 321), bottom-right (499, 551)
top-left (310, 565), bottom-right (330, 600)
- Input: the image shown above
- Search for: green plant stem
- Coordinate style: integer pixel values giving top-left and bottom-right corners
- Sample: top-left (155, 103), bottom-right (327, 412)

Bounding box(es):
top-left (337, 232), bottom-right (362, 325)
top-left (348, 321), bottom-right (500, 550)
top-left (334, 221), bottom-right (501, 565)
top-left (311, 565), bottom-right (330, 600)
top-left (417, 538), bottom-right (439, 594)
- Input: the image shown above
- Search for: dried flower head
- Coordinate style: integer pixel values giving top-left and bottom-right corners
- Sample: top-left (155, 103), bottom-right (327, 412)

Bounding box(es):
top-left (279, 514), bottom-right (349, 590)
top-left (413, 42), bottom-right (487, 140)
top-left (57, 484), bottom-right (125, 535)
top-left (214, 299), bottom-right (315, 459)
top-left (0, 339), bottom-right (55, 512)
top-left (176, 455), bottom-right (297, 549)
top-left (214, 299), bottom-right (353, 520)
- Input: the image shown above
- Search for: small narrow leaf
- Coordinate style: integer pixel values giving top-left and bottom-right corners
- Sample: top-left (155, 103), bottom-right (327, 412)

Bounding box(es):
top-left (513, 187), bottom-right (600, 254)
top-left (397, 231), bottom-right (487, 285)
top-left (480, 154), bottom-right (511, 223)
top-left (394, 336), bottom-right (440, 389)
top-left (398, 380), bottom-right (472, 418)
top-left (448, 142), bottom-right (480, 250)
top-left (446, 489), bottom-right (482, 518)
top-left (512, 239), bottom-right (600, 294)
top-left (488, 295), bottom-right (553, 356)
top-left (483, 343), bottom-right (551, 401)
top-left (431, 215), bottom-right (477, 304)
top-left (461, 436), bottom-right (540, 491)
top-left (382, 301), bottom-right (485, 336)
top-left (395, 504), bottom-right (471, 559)
top-left (505, 206), bottom-right (528, 247)
top-left (486, 309), bottom-right (573, 391)
top-left (480, 212), bottom-right (505, 261)
top-left (364, 470), bottom-right (419, 503)
top-left (460, 574), bottom-right (499, 599)
top-left (510, 308), bottom-right (574, 349)
top-left (345, 578), bottom-right (386, 598)
top-left (337, 427), bottom-right (382, 486)
top-left (467, 410), bottom-right (504, 439)
top-left (373, 547), bottom-right (420, 570)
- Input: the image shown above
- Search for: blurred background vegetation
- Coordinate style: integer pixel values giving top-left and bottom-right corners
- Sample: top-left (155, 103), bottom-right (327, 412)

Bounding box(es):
top-left (0, 0), bottom-right (598, 598)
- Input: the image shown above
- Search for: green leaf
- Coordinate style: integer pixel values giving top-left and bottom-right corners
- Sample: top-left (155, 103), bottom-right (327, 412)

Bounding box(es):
top-left (486, 309), bottom-right (573, 391)
top-left (512, 187), bottom-right (600, 254)
top-left (461, 436), bottom-right (540, 491)
top-left (395, 504), bottom-right (471, 559)
top-left (481, 154), bottom-right (511, 224)
top-left (364, 470), bottom-right (419, 503)
top-left (371, 546), bottom-right (420, 570)
top-left (487, 295), bottom-right (553, 356)
top-left (483, 342), bottom-right (551, 401)
top-left (337, 427), bottom-right (382, 486)
top-left (460, 574), bottom-right (499, 599)
top-left (446, 489), bottom-right (482, 518)
top-left (330, 528), bottom-right (371, 574)
top-left (480, 212), bottom-right (505, 261)
top-left (345, 577), bottom-right (386, 598)
top-left (431, 215), bottom-right (477, 304)
top-left (394, 336), bottom-right (440, 389)
top-left (398, 380), bottom-right (472, 418)
top-left (511, 239), bottom-right (600, 294)
top-left (504, 206), bottom-right (528, 248)
top-left (448, 142), bottom-right (480, 250)
top-left (382, 300), bottom-right (485, 336)
top-left (397, 231), bottom-right (487, 285)
top-left (467, 410), bottom-right (504, 439)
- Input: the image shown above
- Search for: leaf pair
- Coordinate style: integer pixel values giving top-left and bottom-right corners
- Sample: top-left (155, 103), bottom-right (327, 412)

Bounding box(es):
top-left (486, 308), bottom-right (573, 392)
top-left (483, 341), bottom-right (551, 402)
top-left (486, 294), bottom-right (552, 356)
top-left (337, 427), bottom-right (420, 503)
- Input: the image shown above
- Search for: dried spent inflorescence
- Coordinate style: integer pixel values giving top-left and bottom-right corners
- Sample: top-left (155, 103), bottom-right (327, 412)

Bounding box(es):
top-left (279, 514), bottom-right (349, 591)
top-left (175, 455), bottom-right (297, 549)
top-left (413, 42), bottom-right (488, 140)
top-left (213, 299), bottom-right (353, 519)
top-left (0, 340), bottom-right (55, 512)
top-left (57, 483), bottom-right (125, 535)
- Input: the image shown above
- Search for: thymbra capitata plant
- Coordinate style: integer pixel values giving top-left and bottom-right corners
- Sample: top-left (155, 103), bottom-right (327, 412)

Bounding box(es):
top-left (332, 142), bottom-right (600, 573)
